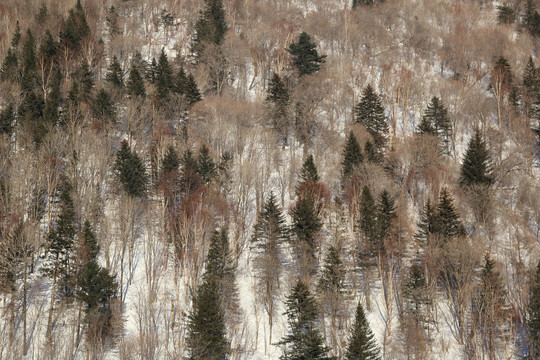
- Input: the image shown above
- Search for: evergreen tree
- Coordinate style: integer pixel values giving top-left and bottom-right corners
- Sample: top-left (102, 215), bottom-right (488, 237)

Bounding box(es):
top-left (436, 188), bottom-right (466, 240)
top-left (459, 128), bottom-right (492, 187)
top-left (21, 29), bottom-right (37, 92)
top-left (11, 21), bottom-right (21, 48)
top-left (286, 32), bottom-right (326, 76)
top-left (403, 261), bottom-right (429, 326)
top-left (524, 0), bottom-right (540, 37)
top-left (192, 0), bottom-right (228, 57)
top-left (115, 140), bottom-right (149, 197)
top-left (161, 145), bottom-right (180, 177)
top-left (92, 88), bottom-right (116, 123)
top-left (291, 194), bottom-right (322, 274)
top-left (175, 67), bottom-right (202, 105)
top-left (155, 48), bottom-right (173, 100)
top-left (359, 185), bottom-right (378, 250)
top-left (187, 277), bottom-right (230, 360)
top-left (43, 68), bottom-right (62, 126)
top-left (364, 140), bottom-right (380, 163)
top-left (39, 30), bottom-right (59, 65)
top-left (344, 301), bottom-right (380, 360)
top-left (415, 199), bottom-right (437, 247)
top-left (528, 259), bottom-right (540, 359)
top-left (266, 73), bottom-right (291, 142)
top-left (60, 1), bottom-right (91, 49)
top-left (105, 55), bottom-right (124, 88)
top-left (75, 62), bottom-right (94, 102)
top-left (376, 190), bottom-right (396, 242)
top-left (279, 280), bottom-right (332, 360)
top-left (77, 260), bottom-right (117, 317)
top-left (497, 5), bottom-right (516, 24)
top-left (36, 3), bottom-right (48, 24)
top-left (420, 97), bottom-right (452, 152)
top-left (317, 246), bottom-right (345, 296)
top-left (80, 220), bottom-right (99, 263)
top-left (300, 154), bottom-right (320, 184)
top-left (354, 85), bottom-right (388, 153)
top-left (0, 48), bottom-right (19, 83)
top-left (197, 144), bottom-right (216, 184)
top-left (341, 131), bottom-right (363, 180)
top-left (127, 63), bottom-right (146, 98)
top-left (0, 104), bottom-right (15, 135)
top-left (416, 116), bottom-right (437, 136)
top-left (523, 56), bottom-right (538, 96)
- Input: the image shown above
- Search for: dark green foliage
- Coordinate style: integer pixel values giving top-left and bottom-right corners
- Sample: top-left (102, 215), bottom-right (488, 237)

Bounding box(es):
top-left (360, 185), bottom-right (378, 249)
top-left (279, 280), bottom-right (332, 360)
top-left (39, 30), bottom-right (59, 63)
top-left (155, 49), bottom-right (173, 99)
top-left (75, 63), bottom-right (95, 102)
top-left (341, 131), bottom-right (363, 180)
top-left (523, 56), bottom-right (538, 96)
top-left (161, 145), bottom-right (180, 177)
top-left (497, 5), bottom-right (515, 24)
top-left (160, 9), bottom-right (174, 27)
top-left (92, 89), bottom-right (116, 123)
top-left (11, 21), bottom-right (21, 48)
top-left (266, 73), bottom-right (290, 142)
top-left (414, 200), bottom-right (437, 246)
top-left (477, 254), bottom-right (506, 318)
top-left (252, 192), bottom-right (289, 252)
top-left (403, 261), bottom-right (429, 326)
top-left (187, 277), bottom-right (230, 360)
top-left (0, 104), bottom-right (15, 135)
top-left (419, 97), bottom-right (451, 152)
top-left (106, 5), bottom-right (121, 37)
top-left (127, 63), bottom-right (146, 98)
top-left (192, 0), bottom-right (228, 57)
top-left (77, 260), bottom-right (117, 314)
top-left (19, 92), bottom-right (47, 144)
top-left (80, 220), bottom-right (99, 263)
top-left (354, 85), bottom-right (388, 153)
top-left (21, 29), bottom-right (37, 91)
top-left (105, 55), bottom-right (124, 88)
top-left (36, 3), bottom-right (48, 24)
top-left (115, 140), bottom-right (149, 197)
top-left (364, 140), bottom-right (379, 163)
top-left (524, 0), bottom-right (540, 37)
top-left (345, 301), bottom-right (380, 360)
top-left (267, 73), bottom-right (290, 104)
top-left (0, 48), bottom-right (19, 83)
top-left (60, 1), bottom-right (91, 49)
top-left (436, 189), bottom-right (466, 240)
top-left (291, 195), bottom-right (322, 261)
top-left (459, 128), bottom-right (492, 187)
top-left (300, 154), bottom-right (320, 184)
top-left (43, 68), bottom-right (62, 126)
top-left (528, 259), bottom-right (540, 359)
top-left (317, 246), bottom-right (345, 295)
top-left (197, 144), bottom-right (216, 184)
top-left (175, 67), bottom-right (201, 105)
top-left (376, 190), bottom-right (396, 242)
top-left (286, 32), bottom-right (326, 76)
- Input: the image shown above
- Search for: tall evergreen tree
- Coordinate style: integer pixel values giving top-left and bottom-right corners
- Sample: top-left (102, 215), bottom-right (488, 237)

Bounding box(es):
top-left (528, 259), bottom-right (540, 359)
top-left (436, 188), bottom-right (466, 240)
top-left (291, 194), bottom-right (322, 276)
top-left (77, 261), bottom-right (117, 319)
top-left (524, 0), bottom-right (540, 37)
top-left (21, 29), bottom-right (37, 92)
top-left (105, 55), bottom-right (124, 88)
top-left (279, 280), bottom-right (333, 360)
top-left (43, 68), bottom-right (62, 126)
top-left (286, 32), bottom-right (326, 76)
top-left (415, 199), bottom-right (438, 247)
top-left (0, 48), bottom-right (19, 83)
top-left (39, 30), bottom-right (59, 65)
top-left (0, 104), bottom-right (15, 135)
top-left (187, 277), bottom-right (230, 360)
top-left (161, 145), bottom-right (180, 177)
top-left (175, 67), bottom-right (202, 105)
top-left (197, 144), bottom-right (216, 184)
top-left (92, 88), bottom-right (116, 123)
top-left (403, 260), bottom-right (430, 327)
top-left (376, 190), bottom-right (396, 242)
top-left (359, 185), bottom-right (378, 250)
top-left (459, 128), bottom-right (492, 187)
top-left (192, 0), bottom-right (228, 57)
top-left (127, 62), bottom-right (146, 98)
top-left (114, 140), bottom-right (149, 197)
top-left (354, 85), bottom-right (388, 153)
top-left (155, 48), bottom-right (174, 100)
top-left (341, 131), bottom-right (363, 180)
top-left (266, 73), bottom-right (291, 144)
top-left (420, 97), bottom-right (452, 153)
top-left (345, 301), bottom-right (380, 360)
top-left (11, 21), bottom-right (21, 48)
top-left (75, 62), bottom-right (94, 102)
top-left (317, 246), bottom-right (346, 297)
top-left (300, 154), bottom-right (320, 184)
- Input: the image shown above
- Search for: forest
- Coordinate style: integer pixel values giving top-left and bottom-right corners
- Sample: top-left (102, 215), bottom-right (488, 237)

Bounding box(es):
top-left (0, 0), bottom-right (539, 359)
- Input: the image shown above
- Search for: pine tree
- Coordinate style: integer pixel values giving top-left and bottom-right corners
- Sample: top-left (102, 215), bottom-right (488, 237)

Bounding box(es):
top-left (39, 30), bottom-right (59, 64)
top-left (92, 88), bottom-right (116, 123)
top-left (192, 0), bottom-right (228, 57)
top-left (0, 48), bottom-right (19, 83)
top-left (359, 185), bottom-right (378, 250)
top-left (523, 56), bottom-right (539, 116)
top-left (354, 85), bottom-right (388, 153)
top-left (127, 63), bottom-right (146, 98)
top-left (60, 1), bottom-right (91, 49)
top-left (36, 3), bottom-right (48, 24)
top-left (376, 190), bottom-right (396, 242)
top-left (11, 21), bottom-right (21, 48)
top-left (266, 73), bottom-right (291, 143)
top-left (317, 246), bottom-right (345, 296)
top-left (279, 280), bottom-right (332, 360)
top-left (341, 131), bottom-right (363, 180)
top-left (459, 128), bottom-right (492, 187)
top-left (300, 154), bottom-right (320, 184)
top-left (0, 104), bottom-right (15, 135)
top-left (415, 199), bottom-right (437, 247)
top-left (105, 55), bottom-right (124, 88)
top-left (197, 144), bottom-right (216, 184)
top-left (436, 188), bottom-right (466, 240)
top-left (175, 67), bottom-right (202, 105)
top-left (156, 48), bottom-right (173, 100)
top-left (80, 220), bottom-right (99, 263)
top-left (21, 29), bottom-right (37, 92)
top-left (286, 32), bottom-right (326, 76)
top-left (416, 116), bottom-right (437, 136)
top-left (75, 62), bottom-right (95, 102)
top-left (187, 277), bottom-right (230, 360)
top-left (115, 140), bottom-right (149, 197)
top-left (161, 145), bottom-right (180, 177)
top-left (345, 301), bottom-right (380, 360)
top-left (291, 194), bottom-right (322, 275)
top-left (421, 97), bottom-right (452, 152)
top-left (528, 259), bottom-right (540, 359)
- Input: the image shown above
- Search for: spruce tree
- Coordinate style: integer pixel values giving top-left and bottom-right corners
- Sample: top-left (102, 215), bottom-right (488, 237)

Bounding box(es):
top-left (524, 0), bottom-right (540, 37)
top-left (403, 261), bottom-right (429, 326)
top-left (291, 194), bottom-right (322, 275)
top-left (161, 145), bottom-right (180, 177)
top-left (127, 63), bottom-right (146, 98)
top-left (0, 104), bottom-right (15, 135)
top-left (192, 0), bottom-right (228, 57)
top-left (0, 48), bottom-right (19, 83)
top-left (459, 128), bottom-right (492, 188)
top-left (528, 259), bottom-right (540, 359)
top-left (77, 261), bottom-right (117, 317)
top-left (345, 301), bottom-right (380, 360)
top-left (497, 5), bottom-right (516, 24)
top-left (197, 144), bottom-right (216, 184)
top-left (354, 85), bottom-right (388, 153)
top-left (436, 188), bottom-right (466, 240)
top-left (175, 67), bottom-right (202, 105)
top-left (156, 48), bottom-right (174, 100)
top-left (364, 140), bottom-right (380, 163)
top-left (75, 62), bottom-right (94, 102)
top-left (266, 73), bottom-right (291, 143)
top-left (80, 220), bottom-right (99, 263)
top-left (359, 185), bottom-right (378, 250)
top-left (105, 55), bottom-right (124, 88)
top-left (341, 131), bottom-right (363, 180)
top-left (43, 68), bottom-right (62, 126)
top-left (279, 280), bottom-right (332, 360)
top-left (420, 97), bottom-right (452, 152)
top-left (92, 88), bottom-right (116, 123)
top-left (300, 154), bottom-right (320, 184)
top-left (187, 277), bottom-right (230, 360)
top-left (21, 29), bottom-right (37, 92)
top-left (115, 140), bottom-right (149, 198)
top-left (415, 199), bottom-right (437, 247)
top-left (286, 32), bottom-right (326, 76)
top-left (317, 246), bottom-right (346, 296)
top-left (376, 190), bottom-right (396, 242)
top-left (39, 30), bottom-right (59, 64)
top-left (11, 21), bottom-right (21, 48)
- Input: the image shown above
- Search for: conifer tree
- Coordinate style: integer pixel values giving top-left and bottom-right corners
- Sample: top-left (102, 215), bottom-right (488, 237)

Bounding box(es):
top-left (436, 188), bottom-right (466, 240)
top-left (528, 259), bottom-right (540, 359)
top-left (77, 260), bottom-right (117, 319)
top-left (39, 30), bottom-right (59, 65)
top-left (345, 301), bottom-right (380, 360)
top-left (286, 32), bottom-right (326, 76)
top-left (266, 73), bottom-right (291, 143)
top-left (376, 190), bottom-right (396, 242)
top-left (80, 220), bottom-right (99, 263)
top-left (21, 29), bottom-right (37, 92)
top-left (175, 67), bottom-right (202, 105)
top-left (105, 55), bottom-right (124, 88)
top-left (354, 85), bottom-right (388, 153)
top-left (459, 128), bottom-right (492, 188)
top-left (156, 48), bottom-right (173, 100)
top-left (115, 140), bottom-right (149, 198)
top-left (197, 144), bottom-right (216, 184)
top-left (420, 97), bottom-right (452, 152)
top-left (403, 261), bottom-right (429, 326)
top-left (92, 88), bottom-right (116, 123)
top-left (415, 199), bottom-right (437, 247)
top-left (341, 131), bottom-right (363, 180)
top-left (60, 1), bottom-right (91, 49)
top-left (11, 21), bottom-right (21, 48)
top-left (161, 145), bottom-right (180, 177)
top-left (291, 194), bottom-right (322, 275)
top-left (524, 0), bottom-right (540, 37)
top-left (279, 280), bottom-right (332, 360)
top-left (317, 246), bottom-right (346, 296)
top-left (497, 5), bottom-right (516, 24)
top-left (192, 0), bottom-right (228, 57)
top-left (0, 104), bottom-right (15, 135)
top-left (36, 3), bottom-right (48, 24)
top-left (75, 62), bottom-right (94, 102)
top-left (364, 140), bottom-right (380, 163)
top-left (300, 154), bottom-right (320, 184)
top-left (359, 185), bottom-right (378, 250)
top-left (416, 116), bottom-right (437, 136)
top-left (0, 48), bottom-right (19, 83)
top-left (43, 68), bottom-right (62, 126)
top-left (127, 63), bottom-right (146, 98)
top-left (187, 277), bottom-right (230, 360)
